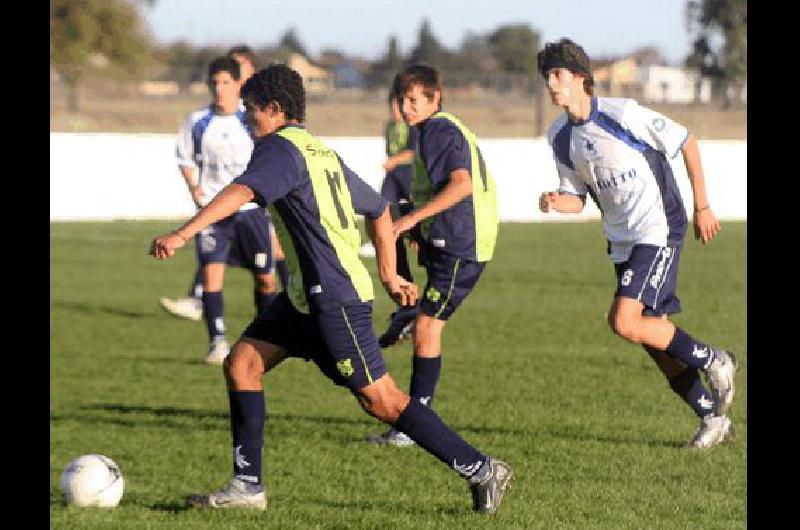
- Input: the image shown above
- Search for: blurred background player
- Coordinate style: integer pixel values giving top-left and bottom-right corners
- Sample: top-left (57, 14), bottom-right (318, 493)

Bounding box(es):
top-left (149, 64), bottom-right (514, 514)
top-left (368, 65), bottom-right (499, 447)
top-left (160, 45), bottom-right (289, 321)
top-left (536, 38), bottom-right (738, 448)
top-left (167, 55), bottom-right (279, 365)
top-left (374, 74), bottom-right (422, 348)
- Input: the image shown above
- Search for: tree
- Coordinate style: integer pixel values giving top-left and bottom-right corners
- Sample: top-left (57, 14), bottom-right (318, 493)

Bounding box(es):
top-left (487, 24), bottom-right (540, 77)
top-left (408, 19), bottom-right (448, 69)
top-left (685, 0), bottom-right (747, 107)
top-left (278, 28), bottom-right (309, 59)
top-left (368, 35), bottom-right (405, 89)
top-left (51, 0), bottom-right (152, 112)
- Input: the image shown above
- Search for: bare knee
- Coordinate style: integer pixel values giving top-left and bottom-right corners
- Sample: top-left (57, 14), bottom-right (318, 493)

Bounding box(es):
top-left (609, 311), bottom-right (643, 343)
top-left (223, 343), bottom-right (264, 389)
top-left (255, 273), bottom-right (277, 294)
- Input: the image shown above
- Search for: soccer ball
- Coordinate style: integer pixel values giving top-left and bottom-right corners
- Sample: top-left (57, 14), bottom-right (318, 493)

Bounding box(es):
top-left (59, 454), bottom-right (124, 507)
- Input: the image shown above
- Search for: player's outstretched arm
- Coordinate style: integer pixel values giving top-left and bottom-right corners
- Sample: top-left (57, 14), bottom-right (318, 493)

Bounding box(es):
top-left (383, 149), bottom-right (414, 172)
top-left (539, 191), bottom-right (585, 214)
top-left (150, 183), bottom-right (255, 260)
top-left (393, 168), bottom-right (472, 238)
top-left (681, 132), bottom-right (720, 244)
top-left (367, 205), bottom-right (418, 307)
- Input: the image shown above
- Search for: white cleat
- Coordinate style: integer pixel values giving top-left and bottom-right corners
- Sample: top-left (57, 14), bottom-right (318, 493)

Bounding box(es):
top-left (159, 296), bottom-right (203, 321)
top-left (706, 350), bottom-right (739, 416)
top-left (358, 242), bottom-right (376, 258)
top-left (185, 477), bottom-right (266, 510)
top-left (365, 428), bottom-right (415, 447)
top-left (687, 414), bottom-right (734, 449)
top-left (206, 337), bottom-right (230, 365)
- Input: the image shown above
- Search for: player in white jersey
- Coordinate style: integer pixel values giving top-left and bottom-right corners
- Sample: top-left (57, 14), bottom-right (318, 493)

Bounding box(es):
top-left (161, 47), bottom-right (289, 324)
top-left (536, 38), bottom-right (739, 449)
top-left (161, 56), bottom-right (279, 365)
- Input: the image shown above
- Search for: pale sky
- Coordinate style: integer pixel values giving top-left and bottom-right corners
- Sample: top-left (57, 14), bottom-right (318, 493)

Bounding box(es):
top-left (143, 0), bottom-right (694, 66)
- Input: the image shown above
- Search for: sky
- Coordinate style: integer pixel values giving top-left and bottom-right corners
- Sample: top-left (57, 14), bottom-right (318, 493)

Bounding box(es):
top-left (143, 0), bottom-right (695, 66)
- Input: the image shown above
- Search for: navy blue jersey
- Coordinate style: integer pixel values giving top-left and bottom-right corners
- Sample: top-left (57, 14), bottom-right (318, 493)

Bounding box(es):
top-left (234, 125), bottom-right (388, 313)
top-left (411, 112), bottom-right (498, 262)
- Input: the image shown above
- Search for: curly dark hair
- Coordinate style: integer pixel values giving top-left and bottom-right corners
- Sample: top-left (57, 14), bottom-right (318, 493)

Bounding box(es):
top-left (241, 64), bottom-right (306, 122)
top-left (536, 38), bottom-right (594, 96)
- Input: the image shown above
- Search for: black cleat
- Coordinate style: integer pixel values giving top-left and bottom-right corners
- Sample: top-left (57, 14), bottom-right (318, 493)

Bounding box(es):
top-left (378, 306), bottom-right (417, 348)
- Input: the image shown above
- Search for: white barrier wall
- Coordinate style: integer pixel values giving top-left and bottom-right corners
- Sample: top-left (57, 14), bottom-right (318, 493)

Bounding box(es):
top-left (50, 133), bottom-right (746, 221)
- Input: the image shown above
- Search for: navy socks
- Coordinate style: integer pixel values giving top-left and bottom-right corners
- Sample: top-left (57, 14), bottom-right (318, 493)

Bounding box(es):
top-left (668, 368), bottom-right (716, 417)
top-left (409, 355), bottom-right (441, 408)
top-left (275, 259), bottom-right (289, 291)
top-left (665, 327), bottom-right (715, 371)
top-left (202, 290), bottom-right (225, 341)
top-left (229, 391), bottom-right (265, 486)
top-left (189, 268), bottom-right (203, 299)
top-left (394, 399), bottom-right (487, 479)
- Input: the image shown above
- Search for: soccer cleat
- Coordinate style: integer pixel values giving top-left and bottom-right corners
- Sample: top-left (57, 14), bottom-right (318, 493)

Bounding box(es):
top-left (687, 414), bottom-right (734, 449)
top-left (358, 242), bottom-right (376, 258)
top-left (365, 428), bottom-right (415, 447)
top-left (206, 337), bottom-right (230, 365)
top-left (705, 350), bottom-right (738, 416)
top-left (159, 296), bottom-right (203, 321)
top-left (185, 477), bottom-right (267, 510)
top-left (469, 458), bottom-right (515, 514)
top-left (378, 307), bottom-right (417, 348)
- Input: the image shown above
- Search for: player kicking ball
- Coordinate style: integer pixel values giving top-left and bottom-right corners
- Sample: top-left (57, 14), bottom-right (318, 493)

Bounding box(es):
top-left (536, 39), bottom-right (738, 449)
top-left (150, 65), bottom-right (513, 513)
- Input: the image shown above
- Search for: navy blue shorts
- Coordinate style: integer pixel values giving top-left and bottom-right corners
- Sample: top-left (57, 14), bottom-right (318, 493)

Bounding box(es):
top-left (380, 166), bottom-right (413, 203)
top-left (420, 246), bottom-right (486, 321)
top-left (241, 293), bottom-right (387, 391)
top-left (196, 208), bottom-right (274, 273)
top-left (614, 244), bottom-right (682, 316)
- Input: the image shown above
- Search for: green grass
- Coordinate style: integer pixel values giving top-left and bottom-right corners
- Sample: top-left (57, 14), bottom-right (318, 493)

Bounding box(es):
top-left (50, 221), bottom-right (746, 529)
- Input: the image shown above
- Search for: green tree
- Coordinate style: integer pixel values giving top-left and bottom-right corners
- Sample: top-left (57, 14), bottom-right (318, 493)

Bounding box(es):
top-left (369, 34), bottom-right (405, 89)
top-left (685, 0), bottom-right (747, 107)
top-left (50, 0), bottom-right (152, 112)
top-left (487, 23), bottom-right (540, 77)
top-left (408, 19), bottom-right (448, 69)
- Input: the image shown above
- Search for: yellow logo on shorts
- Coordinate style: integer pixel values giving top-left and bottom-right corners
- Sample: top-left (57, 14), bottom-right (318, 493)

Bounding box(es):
top-left (336, 359), bottom-right (354, 377)
top-left (426, 287), bottom-right (441, 302)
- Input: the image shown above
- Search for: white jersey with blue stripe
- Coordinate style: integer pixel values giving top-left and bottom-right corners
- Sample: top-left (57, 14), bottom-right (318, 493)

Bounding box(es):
top-left (176, 102), bottom-right (256, 211)
top-left (546, 97), bottom-right (690, 263)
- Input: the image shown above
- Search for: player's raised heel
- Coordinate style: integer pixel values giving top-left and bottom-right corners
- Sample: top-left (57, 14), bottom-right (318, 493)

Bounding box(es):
top-left (706, 350), bottom-right (738, 416)
top-left (365, 428), bottom-right (415, 447)
top-left (206, 337), bottom-right (230, 365)
top-left (159, 296), bottom-right (203, 321)
top-left (687, 414), bottom-right (732, 449)
top-left (469, 458), bottom-right (515, 514)
top-left (378, 307), bottom-right (417, 348)
top-left (185, 477), bottom-right (267, 510)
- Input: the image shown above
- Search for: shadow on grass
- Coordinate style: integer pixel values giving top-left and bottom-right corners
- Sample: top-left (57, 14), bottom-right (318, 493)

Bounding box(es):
top-left (301, 497), bottom-right (461, 516)
top-left (149, 501), bottom-right (191, 514)
top-left (52, 300), bottom-right (150, 319)
top-left (55, 404), bottom-right (376, 430)
top-left (547, 426), bottom-right (683, 449)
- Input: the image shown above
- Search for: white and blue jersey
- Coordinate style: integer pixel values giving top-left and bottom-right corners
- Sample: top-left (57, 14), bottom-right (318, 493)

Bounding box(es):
top-left (176, 102), bottom-right (257, 211)
top-left (546, 97), bottom-right (690, 263)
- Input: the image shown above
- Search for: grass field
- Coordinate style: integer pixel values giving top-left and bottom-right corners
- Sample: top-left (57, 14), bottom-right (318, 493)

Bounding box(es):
top-left (50, 221), bottom-right (746, 529)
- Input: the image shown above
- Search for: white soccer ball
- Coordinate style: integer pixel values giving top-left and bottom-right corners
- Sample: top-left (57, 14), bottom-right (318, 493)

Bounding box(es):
top-left (59, 454), bottom-right (124, 507)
